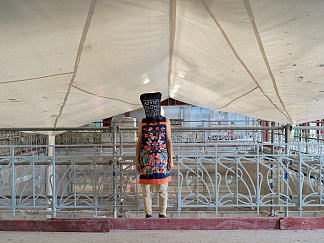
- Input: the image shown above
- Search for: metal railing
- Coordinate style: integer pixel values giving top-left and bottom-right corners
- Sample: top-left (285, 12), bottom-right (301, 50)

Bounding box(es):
top-left (177, 142), bottom-right (324, 217)
top-left (0, 125), bottom-right (323, 218)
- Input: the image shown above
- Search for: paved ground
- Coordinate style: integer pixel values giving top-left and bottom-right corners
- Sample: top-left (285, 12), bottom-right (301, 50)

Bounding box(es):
top-left (0, 230), bottom-right (324, 243)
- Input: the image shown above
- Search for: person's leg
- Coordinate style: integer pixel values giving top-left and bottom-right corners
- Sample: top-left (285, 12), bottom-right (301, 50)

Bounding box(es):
top-left (141, 184), bottom-right (152, 217)
top-left (157, 182), bottom-right (168, 217)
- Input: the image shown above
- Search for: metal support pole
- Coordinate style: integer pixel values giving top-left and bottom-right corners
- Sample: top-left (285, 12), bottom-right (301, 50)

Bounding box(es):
top-left (284, 124), bottom-right (290, 217)
top-left (73, 159), bottom-right (76, 207)
top-left (320, 155), bottom-right (323, 206)
top-left (52, 145), bottom-right (56, 218)
top-left (285, 163), bottom-right (289, 217)
top-left (93, 144), bottom-right (98, 217)
top-left (270, 122), bottom-right (275, 216)
top-left (306, 123), bottom-right (309, 154)
top-left (113, 126), bottom-right (117, 218)
top-left (11, 147), bottom-right (15, 217)
top-left (119, 129), bottom-right (124, 217)
top-left (196, 157), bottom-right (199, 207)
top-left (277, 157), bottom-right (280, 214)
top-left (215, 145), bottom-right (218, 216)
top-left (32, 159), bottom-right (35, 207)
top-left (136, 175), bottom-right (139, 216)
top-left (94, 158), bottom-right (98, 217)
top-left (298, 145), bottom-right (303, 217)
top-left (256, 145), bottom-right (260, 215)
top-left (177, 155), bottom-right (181, 218)
top-left (236, 156), bottom-right (239, 206)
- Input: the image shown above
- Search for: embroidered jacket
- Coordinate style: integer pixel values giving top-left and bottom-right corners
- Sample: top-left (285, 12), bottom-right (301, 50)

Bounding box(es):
top-left (138, 116), bottom-right (171, 184)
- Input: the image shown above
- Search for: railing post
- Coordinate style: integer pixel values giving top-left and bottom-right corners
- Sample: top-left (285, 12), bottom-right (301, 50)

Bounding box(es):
top-left (136, 175), bottom-right (139, 216)
top-left (32, 159), bottom-right (35, 207)
top-left (256, 144), bottom-right (260, 215)
top-left (196, 156), bottom-right (199, 207)
top-left (285, 163), bottom-right (289, 217)
top-left (320, 154), bottom-right (323, 207)
top-left (93, 145), bottom-right (98, 217)
top-left (298, 144), bottom-right (303, 217)
top-left (119, 129), bottom-right (124, 217)
top-left (236, 155), bottom-right (239, 206)
top-left (52, 146), bottom-right (56, 218)
top-left (270, 122), bottom-right (275, 216)
top-left (215, 149), bottom-right (218, 216)
top-left (11, 146), bottom-right (15, 217)
top-left (284, 124), bottom-right (290, 217)
top-left (177, 155), bottom-right (181, 218)
top-left (113, 125), bottom-right (117, 218)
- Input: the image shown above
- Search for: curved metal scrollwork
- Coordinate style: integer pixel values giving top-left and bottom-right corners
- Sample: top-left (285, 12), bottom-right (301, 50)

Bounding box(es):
top-left (0, 142), bottom-right (323, 217)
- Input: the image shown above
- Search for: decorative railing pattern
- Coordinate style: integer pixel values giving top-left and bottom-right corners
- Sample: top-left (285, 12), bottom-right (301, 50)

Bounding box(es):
top-left (177, 146), bottom-right (324, 217)
top-left (0, 125), bottom-right (323, 218)
top-left (0, 141), bottom-right (323, 218)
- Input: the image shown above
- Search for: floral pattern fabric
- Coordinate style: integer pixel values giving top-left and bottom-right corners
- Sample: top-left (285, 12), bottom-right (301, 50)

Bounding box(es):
top-left (139, 117), bottom-right (170, 184)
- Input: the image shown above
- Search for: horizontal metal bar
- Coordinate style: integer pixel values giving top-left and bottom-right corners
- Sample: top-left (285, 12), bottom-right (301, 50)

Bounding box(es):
top-left (293, 126), bottom-right (324, 130)
top-left (122, 126), bottom-right (285, 131)
top-left (0, 127), bottom-right (113, 132)
top-left (0, 126), bottom-right (284, 132)
top-left (2, 125), bottom-right (324, 132)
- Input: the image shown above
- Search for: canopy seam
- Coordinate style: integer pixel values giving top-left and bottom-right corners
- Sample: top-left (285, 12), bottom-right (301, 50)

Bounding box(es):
top-left (243, 0), bottom-right (293, 124)
top-left (53, 0), bottom-right (97, 128)
top-left (168, 0), bottom-right (176, 99)
top-left (72, 85), bottom-right (141, 105)
top-left (201, 0), bottom-right (290, 123)
top-left (218, 86), bottom-right (258, 109)
top-left (0, 72), bottom-right (73, 85)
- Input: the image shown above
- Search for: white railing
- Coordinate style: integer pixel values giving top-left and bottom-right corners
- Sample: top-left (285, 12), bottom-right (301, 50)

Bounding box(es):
top-left (0, 126), bottom-right (323, 218)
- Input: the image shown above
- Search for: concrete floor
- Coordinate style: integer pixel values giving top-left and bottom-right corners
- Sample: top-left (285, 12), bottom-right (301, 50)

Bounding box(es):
top-left (0, 230), bottom-right (324, 243)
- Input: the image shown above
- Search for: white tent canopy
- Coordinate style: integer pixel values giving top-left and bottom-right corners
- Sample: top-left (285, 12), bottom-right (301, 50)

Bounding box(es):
top-left (1, 0), bottom-right (324, 128)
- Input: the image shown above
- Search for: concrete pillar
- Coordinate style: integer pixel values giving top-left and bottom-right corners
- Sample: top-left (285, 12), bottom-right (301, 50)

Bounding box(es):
top-left (46, 135), bottom-right (55, 215)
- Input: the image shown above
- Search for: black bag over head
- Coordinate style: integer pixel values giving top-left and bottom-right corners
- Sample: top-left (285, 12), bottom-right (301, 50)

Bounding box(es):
top-left (140, 92), bottom-right (162, 122)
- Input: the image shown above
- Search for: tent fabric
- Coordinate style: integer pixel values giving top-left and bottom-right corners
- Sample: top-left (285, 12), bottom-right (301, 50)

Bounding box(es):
top-left (1, 0), bottom-right (324, 128)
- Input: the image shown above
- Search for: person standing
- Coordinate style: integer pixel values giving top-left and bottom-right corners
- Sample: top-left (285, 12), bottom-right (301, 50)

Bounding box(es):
top-left (136, 92), bottom-right (173, 218)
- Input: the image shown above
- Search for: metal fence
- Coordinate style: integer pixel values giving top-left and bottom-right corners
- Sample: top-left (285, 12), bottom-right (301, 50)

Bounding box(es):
top-left (0, 126), bottom-right (323, 218)
top-left (177, 143), bottom-right (324, 217)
